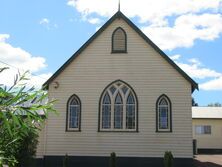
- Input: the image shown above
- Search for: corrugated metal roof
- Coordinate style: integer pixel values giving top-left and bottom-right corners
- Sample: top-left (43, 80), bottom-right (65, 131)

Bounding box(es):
top-left (16, 97), bottom-right (47, 115)
top-left (192, 107), bottom-right (222, 119)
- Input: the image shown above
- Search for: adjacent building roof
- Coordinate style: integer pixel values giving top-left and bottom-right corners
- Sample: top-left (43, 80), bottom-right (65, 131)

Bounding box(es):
top-left (43, 11), bottom-right (198, 92)
top-left (192, 107), bottom-right (222, 119)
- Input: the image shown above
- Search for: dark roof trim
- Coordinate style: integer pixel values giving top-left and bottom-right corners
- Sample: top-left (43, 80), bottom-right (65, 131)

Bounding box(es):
top-left (116, 13), bottom-right (198, 92)
top-left (192, 118), bottom-right (222, 120)
top-left (43, 12), bottom-right (121, 89)
top-left (43, 11), bottom-right (198, 92)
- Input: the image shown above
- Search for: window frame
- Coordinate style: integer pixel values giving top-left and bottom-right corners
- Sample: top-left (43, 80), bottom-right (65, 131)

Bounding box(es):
top-left (101, 92), bottom-right (111, 129)
top-left (111, 27), bottom-right (127, 53)
top-left (98, 80), bottom-right (138, 132)
top-left (156, 94), bottom-right (172, 133)
top-left (126, 93), bottom-right (136, 129)
top-left (114, 93), bottom-right (123, 129)
top-left (66, 94), bottom-right (81, 132)
top-left (195, 125), bottom-right (211, 135)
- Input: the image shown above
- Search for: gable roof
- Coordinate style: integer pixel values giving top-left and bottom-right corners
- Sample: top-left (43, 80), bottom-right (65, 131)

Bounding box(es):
top-left (43, 11), bottom-right (198, 92)
top-left (192, 107), bottom-right (222, 119)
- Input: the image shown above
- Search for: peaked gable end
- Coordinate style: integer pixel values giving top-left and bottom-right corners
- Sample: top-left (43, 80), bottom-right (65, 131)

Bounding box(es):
top-left (43, 11), bottom-right (198, 92)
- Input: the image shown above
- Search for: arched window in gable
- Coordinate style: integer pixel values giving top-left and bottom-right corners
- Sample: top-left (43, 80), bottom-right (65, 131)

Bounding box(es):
top-left (112, 27), bottom-right (127, 53)
top-left (99, 80), bottom-right (138, 131)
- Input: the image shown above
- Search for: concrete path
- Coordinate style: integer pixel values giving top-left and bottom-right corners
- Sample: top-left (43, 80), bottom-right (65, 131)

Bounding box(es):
top-left (194, 155), bottom-right (222, 167)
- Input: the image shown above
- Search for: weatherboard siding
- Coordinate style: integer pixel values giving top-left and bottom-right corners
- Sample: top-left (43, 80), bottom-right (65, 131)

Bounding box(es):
top-left (41, 18), bottom-right (192, 158)
top-left (36, 124), bottom-right (45, 158)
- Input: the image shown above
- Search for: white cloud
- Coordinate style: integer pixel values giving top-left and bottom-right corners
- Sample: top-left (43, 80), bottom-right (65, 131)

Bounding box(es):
top-left (39, 18), bottom-right (58, 29)
top-left (188, 58), bottom-right (201, 65)
top-left (0, 37), bottom-right (46, 73)
top-left (67, 0), bottom-right (222, 23)
top-left (200, 77), bottom-right (222, 90)
top-left (39, 18), bottom-right (49, 25)
top-left (0, 34), bottom-right (9, 42)
top-left (0, 66), bottom-right (52, 88)
top-left (178, 61), bottom-right (222, 79)
top-left (0, 34), bottom-right (51, 88)
top-left (173, 56), bottom-right (222, 79)
top-left (39, 18), bottom-right (50, 30)
top-left (88, 18), bottom-right (101, 24)
top-left (27, 73), bottom-right (52, 88)
top-left (142, 14), bottom-right (222, 50)
top-left (170, 54), bottom-right (181, 61)
top-left (67, 0), bottom-right (222, 50)
top-left (95, 25), bottom-right (102, 31)
top-left (170, 54), bottom-right (222, 91)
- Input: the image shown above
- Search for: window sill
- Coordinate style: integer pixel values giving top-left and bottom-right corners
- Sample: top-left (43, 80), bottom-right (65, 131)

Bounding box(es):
top-left (66, 129), bottom-right (81, 132)
top-left (98, 130), bottom-right (139, 133)
top-left (111, 50), bottom-right (127, 54)
top-left (156, 130), bottom-right (172, 133)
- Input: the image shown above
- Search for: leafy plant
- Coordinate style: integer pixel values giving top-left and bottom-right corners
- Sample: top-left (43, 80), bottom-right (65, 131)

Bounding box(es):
top-left (109, 152), bottom-right (117, 167)
top-left (15, 130), bottom-right (39, 167)
top-left (0, 68), bottom-right (56, 166)
top-left (63, 154), bottom-right (69, 167)
top-left (164, 151), bottom-right (174, 167)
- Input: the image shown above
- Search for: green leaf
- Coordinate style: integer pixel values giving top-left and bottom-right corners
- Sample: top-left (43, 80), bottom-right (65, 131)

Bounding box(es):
top-left (0, 68), bottom-right (56, 165)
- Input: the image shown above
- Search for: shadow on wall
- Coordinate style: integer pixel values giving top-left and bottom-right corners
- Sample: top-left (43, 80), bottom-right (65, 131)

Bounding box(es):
top-left (194, 159), bottom-right (222, 167)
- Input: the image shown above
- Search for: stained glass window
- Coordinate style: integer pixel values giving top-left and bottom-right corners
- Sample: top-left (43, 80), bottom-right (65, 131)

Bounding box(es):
top-left (157, 95), bottom-right (171, 132)
top-left (100, 81), bottom-right (137, 131)
top-left (67, 95), bottom-right (81, 130)
top-left (126, 93), bottom-right (135, 129)
top-left (114, 93), bottom-right (123, 129)
top-left (102, 92), bottom-right (111, 129)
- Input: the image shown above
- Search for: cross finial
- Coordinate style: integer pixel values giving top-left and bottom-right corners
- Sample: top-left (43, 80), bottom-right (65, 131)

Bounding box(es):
top-left (118, 0), bottom-right (120, 11)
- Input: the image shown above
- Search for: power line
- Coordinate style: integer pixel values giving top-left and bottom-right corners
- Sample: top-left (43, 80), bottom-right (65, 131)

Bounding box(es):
top-left (0, 60), bottom-right (48, 80)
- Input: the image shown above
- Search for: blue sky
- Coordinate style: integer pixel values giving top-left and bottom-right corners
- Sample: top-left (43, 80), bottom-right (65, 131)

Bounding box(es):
top-left (0, 0), bottom-right (222, 106)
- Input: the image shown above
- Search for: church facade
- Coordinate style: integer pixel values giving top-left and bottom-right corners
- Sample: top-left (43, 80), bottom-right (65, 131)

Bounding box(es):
top-left (36, 11), bottom-right (198, 167)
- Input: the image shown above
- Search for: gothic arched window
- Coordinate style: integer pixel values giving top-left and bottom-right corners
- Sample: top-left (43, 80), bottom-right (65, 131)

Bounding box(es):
top-left (156, 94), bottom-right (172, 132)
top-left (99, 80), bottom-right (138, 131)
top-left (66, 95), bottom-right (81, 131)
top-left (112, 27), bottom-right (127, 53)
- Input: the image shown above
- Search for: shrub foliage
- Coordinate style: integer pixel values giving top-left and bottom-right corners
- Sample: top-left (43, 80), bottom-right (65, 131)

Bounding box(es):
top-left (164, 151), bottom-right (174, 167)
top-left (0, 68), bottom-right (56, 167)
top-left (110, 152), bottom-right (117, 167)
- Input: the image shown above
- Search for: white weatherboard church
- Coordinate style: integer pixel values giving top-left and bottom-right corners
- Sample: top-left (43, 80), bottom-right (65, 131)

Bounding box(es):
top-left (36, 10), bottom-right (198, 167)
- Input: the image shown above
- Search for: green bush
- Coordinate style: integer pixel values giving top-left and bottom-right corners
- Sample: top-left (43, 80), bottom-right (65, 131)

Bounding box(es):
top-left (16, 130), bottom-right (39, 167)
top-left (164, 151), bottom-right (174, 167)
top-left (0, 68), bottom-right (56, 166)
top-left (109, 152), bottom-right (116, 167)
top-left (63, 154), bottom-right (69, 167)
